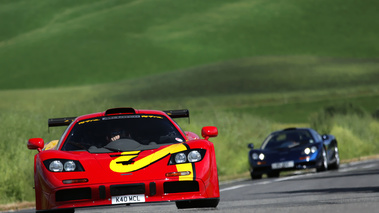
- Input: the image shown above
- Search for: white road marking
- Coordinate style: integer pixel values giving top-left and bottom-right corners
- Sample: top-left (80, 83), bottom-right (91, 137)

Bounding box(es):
top-left (362, 164), bottom-right (376, 169)
top-left (221, 161), bottom-right (379, 192)
top-left (220, 184), bottom-right (249, 192)
top-left (254, 181), bottom-right (272, 185)
top-left (339, 163), bottom-right (377, 173)
top-left (221, 173), bottom-right (311, 192)
top-left (338, 167), bottom-right (357, 173)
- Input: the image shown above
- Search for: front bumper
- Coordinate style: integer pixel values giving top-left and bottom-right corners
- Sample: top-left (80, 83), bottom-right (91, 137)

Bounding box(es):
top-left (45, 179), bottom-right (216, 210)
top-left (250, 156), bottom-right (322, 174)
top-left (251, 160), bottom-right (318, 174)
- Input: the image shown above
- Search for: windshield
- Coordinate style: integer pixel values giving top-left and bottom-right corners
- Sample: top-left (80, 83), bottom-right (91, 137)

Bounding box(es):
top-left (261, 130), bottom-right (314, 150)
top-left (61, 114), bottom-right (185, 153)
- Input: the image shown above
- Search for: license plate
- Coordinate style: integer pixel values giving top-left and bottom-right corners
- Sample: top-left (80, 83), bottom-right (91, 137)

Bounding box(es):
top-left (271, 161), bottom-right (294, 169)
top-left (111, 194), bottom-right (145, 204)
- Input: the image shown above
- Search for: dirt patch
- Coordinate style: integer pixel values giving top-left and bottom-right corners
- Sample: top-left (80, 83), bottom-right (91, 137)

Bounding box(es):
top-left (0, 201), bottom-right (34, 212)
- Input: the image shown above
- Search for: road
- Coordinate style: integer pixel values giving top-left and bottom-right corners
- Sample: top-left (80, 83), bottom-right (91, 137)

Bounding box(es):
top-left (9, 159), bottom-right (379, 213)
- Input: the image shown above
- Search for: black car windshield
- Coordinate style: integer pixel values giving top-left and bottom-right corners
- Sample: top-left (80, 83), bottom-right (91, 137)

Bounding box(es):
top-left (261, 130), bottom-right (314, 150)
top-left (61, 114), bottom-right (185, 153)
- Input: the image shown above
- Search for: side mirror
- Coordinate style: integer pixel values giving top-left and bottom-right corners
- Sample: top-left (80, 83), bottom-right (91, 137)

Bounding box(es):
top-left (201, 126), bottom-right (218, 140)
top-left (27, 138), bottom-right (44, 152)
top-left (248, 143), bottom-right (254, 149)
top-left (322, 134), bottom-right (329, 140)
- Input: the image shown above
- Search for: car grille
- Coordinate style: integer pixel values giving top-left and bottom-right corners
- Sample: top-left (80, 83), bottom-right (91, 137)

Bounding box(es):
top-left (110, 183), bottom-right (145, 196)
top-left (163, 181), bottom-right (199, 193)
top-left (56, 187), bottom-right (91, 202)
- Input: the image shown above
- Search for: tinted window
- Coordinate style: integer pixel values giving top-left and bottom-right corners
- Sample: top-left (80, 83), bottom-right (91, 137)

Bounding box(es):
top-left (310, 129), bottom-right (322, 142)
top-left (61, 114), bottom-right (185, 153)
top-left (261, 130), bottom-right (314, 150)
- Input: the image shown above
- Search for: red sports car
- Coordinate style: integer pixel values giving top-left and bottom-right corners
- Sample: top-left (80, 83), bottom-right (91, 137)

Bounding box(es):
top-left (27, 108), bottom-right (220, 212)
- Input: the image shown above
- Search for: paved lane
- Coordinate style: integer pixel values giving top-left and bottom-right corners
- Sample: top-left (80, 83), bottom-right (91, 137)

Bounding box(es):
top-left (7, 159), bottom-right (379, 213)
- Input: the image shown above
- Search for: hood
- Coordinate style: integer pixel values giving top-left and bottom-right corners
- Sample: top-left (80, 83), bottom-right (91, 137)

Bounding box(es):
top-left (73, 143), bottom-right (190, 183)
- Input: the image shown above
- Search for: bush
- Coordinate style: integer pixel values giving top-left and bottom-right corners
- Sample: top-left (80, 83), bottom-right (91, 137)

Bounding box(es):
top-left (310, 102), bottom-right (367, 134)
top-left (179, 111), bottom-right (274, 176)
top-left (372, 108), bottom-right (379, 120)
top-left (331, 115), bottom-right (379, 159)
top-left (309, 110), bottom-right (333, 135)
top-left (323, 103), bottom-right (366, 117)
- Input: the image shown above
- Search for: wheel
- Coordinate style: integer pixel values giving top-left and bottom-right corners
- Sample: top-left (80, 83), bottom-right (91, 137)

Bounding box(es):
top-left (175, 198), bottom-right (219, 209)
top-left (250, 171), bottom-right (262, 179)
top-left (329, 146), bottom-right (340, 170)
top-left (316, 148), bottom-right (328, 172)
top-left (267, 171), bottom-right (280, 178)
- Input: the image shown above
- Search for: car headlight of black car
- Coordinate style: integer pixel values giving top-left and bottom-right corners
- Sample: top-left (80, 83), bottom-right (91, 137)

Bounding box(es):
top-left (44, 159), bottom-right (85, 172)
top-left (303, 146), bottom-right (318, 155)
top-left (169, 149), bottom-right (206, 165)
top-left (252, 153), bottom-right (265, 160)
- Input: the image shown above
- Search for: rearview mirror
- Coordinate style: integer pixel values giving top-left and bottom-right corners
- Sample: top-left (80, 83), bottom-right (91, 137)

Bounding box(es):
top-left (248, 143), bottom-right (254, 149)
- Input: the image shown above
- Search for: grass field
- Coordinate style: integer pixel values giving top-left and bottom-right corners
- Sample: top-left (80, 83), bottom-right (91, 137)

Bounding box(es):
top-left (0, 0), bottom-right (379, 205)
top-left (1, 57), bottom-right (378, 204)
top-left (1, 0), bottom-right (378, 89)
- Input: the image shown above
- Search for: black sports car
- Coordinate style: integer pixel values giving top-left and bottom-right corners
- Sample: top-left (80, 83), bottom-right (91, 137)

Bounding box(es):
top-left (248, 128), bottom-right (339, 179)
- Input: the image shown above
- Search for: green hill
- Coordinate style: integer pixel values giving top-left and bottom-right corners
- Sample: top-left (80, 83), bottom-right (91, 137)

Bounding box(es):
top-left (1, 0), bottom-right (379, 205)
top-left (0, 0), bottom-right (378, 90)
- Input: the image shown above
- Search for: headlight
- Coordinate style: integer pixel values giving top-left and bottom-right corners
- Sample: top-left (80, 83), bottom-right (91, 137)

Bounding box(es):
top-left (311, 146), bottom-right (317, 153)
top-left (252, 153), bottom-right (259, 160)
top-left (259, 153), bottom-right (265, 160)
top-left (175, 153), bottom-right (187, 164)
top-left (304, 147), bottom-right (311, 155)
top-left (188, 150), bottom-right (201, 162)
top-left (169, 149), bottom-right (206, 165)
top-left (64, 161), bottom-right (76, 172)
top-left (49, 160), bottom-right (63, 172)
top-left (252, 153), bottom-right (264, 160)
top-left (44, 159), bottom-right (84, 172)
top-left (304, 146), bottom-right (318, 155)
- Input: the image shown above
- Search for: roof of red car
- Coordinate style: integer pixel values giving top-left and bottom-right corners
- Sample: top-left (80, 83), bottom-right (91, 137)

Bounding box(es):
top-left (74, 108), bottom-right (166, 121)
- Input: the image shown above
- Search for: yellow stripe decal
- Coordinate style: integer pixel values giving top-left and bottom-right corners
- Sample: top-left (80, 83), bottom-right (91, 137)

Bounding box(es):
top-left (176, 163), bottom-right (194, 181)
top-left (110, 143), bottom-right (188, 173)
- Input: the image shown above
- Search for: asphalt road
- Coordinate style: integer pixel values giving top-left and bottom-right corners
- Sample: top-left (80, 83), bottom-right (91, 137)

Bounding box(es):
top-left (10, 159), bottom-right (379, 213)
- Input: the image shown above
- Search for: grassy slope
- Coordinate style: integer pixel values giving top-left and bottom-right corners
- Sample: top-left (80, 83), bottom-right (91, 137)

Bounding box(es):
top-left (0, 0), bottom-right (378, 89)
top-left (1, 0), bottom-right (379, 204)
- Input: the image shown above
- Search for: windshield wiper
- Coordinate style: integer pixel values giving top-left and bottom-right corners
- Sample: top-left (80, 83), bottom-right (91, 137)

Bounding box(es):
top-left (288, 142), bottom-right (300, 148)
top-left (66, 141), bottom-right (89, 151)
top-left (103, 146), bottom-right (123, 152)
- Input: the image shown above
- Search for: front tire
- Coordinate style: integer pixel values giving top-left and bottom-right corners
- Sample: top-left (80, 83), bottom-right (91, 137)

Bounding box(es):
top-left (176, 198), bottom-right (219, 209)
top-left (250, 171), bottom-right (262, 179)
top-left (316, 148), bottom-right (328, 172)
top-left (329, 146), bottom-right (340, 170)
top-left (267, 171), bottom-right (280, 178)
top-left (37, 208), bottom-right (75, 213)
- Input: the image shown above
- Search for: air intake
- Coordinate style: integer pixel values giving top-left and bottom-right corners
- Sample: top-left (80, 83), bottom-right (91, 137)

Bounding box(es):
top-left (105, 108), bottom-right (136, 115)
